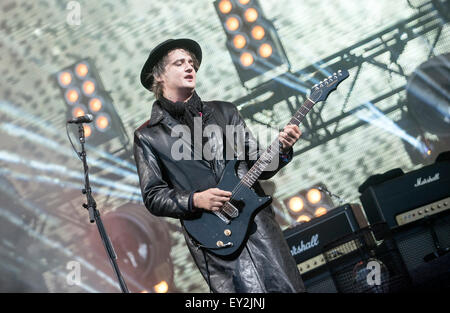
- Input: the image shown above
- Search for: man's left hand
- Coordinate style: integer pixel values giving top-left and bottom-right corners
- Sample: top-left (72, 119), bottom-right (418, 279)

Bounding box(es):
top-left (279, 125), bottom-right (302, 154)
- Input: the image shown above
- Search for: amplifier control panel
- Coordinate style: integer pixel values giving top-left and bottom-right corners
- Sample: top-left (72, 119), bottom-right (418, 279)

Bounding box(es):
top-left (396, 196), bottom-right (450, 226)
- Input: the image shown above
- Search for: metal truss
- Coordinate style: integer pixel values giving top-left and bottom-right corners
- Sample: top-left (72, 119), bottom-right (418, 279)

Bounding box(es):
top-left (234, 0), bottom-right (448, 156)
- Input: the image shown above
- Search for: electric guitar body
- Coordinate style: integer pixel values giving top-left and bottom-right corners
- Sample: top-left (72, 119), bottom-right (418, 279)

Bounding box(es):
top-left (182, 70), bottom-right (350, 256)
top-left (183, 159), bottom-right (272, 256)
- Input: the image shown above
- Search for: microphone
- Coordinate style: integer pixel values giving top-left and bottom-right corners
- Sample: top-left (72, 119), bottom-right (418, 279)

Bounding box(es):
top-left (67, 114), bottom-right (94, 124)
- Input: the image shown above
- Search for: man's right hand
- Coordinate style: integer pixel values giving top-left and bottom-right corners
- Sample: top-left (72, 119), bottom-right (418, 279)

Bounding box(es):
top-left (193, 188), bottom-right (232, 212)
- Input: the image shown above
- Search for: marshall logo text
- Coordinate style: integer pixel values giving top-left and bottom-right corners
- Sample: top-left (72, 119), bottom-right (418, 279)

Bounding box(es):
top-left (414, 173), bottom-right (440, 188)
top-left (290, 234), bottom-right (319, 256)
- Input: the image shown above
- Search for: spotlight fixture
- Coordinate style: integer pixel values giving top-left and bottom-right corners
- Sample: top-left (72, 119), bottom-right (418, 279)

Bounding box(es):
top-left (283, 183), bottom-right (335, 224)
top-left (54, 58), bottom-right (129, 147)
top-left (214, 0), bottom-right (290, 86)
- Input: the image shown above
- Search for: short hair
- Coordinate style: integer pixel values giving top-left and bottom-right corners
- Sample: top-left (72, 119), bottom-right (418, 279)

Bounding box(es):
top-left (151, 48), bottom-right (200, 100)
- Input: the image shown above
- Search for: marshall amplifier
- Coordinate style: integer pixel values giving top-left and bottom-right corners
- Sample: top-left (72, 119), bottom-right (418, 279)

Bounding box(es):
top-left (359, 159), bottom-right (450, 232)
top-left (283, 203), bottom-right (369, 292)
top-left (390, 212), bottom-right (450, 286)
top-left (359, 156), bottom-right (450, 288)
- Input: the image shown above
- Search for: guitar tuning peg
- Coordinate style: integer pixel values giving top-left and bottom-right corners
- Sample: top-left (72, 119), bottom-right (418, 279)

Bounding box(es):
top-left (333, 72), bottom-right (337, 76)
top-left (328, 75), bottom-right (332, 79)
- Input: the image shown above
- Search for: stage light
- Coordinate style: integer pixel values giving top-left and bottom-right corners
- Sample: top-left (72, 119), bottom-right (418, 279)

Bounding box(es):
top-left (82, 80), bottom-right (96, 96)
top-left (75, 62), bottom-right (89, 78)
top-left (240, 52), bottom-right (254, 67)
top-left (314, 207), bottom-right (328, 217)
top-left (154, 280), bottom-right (169, 293)
top-left (225, 16), bottom-right (240, 32)
top-left (72, 106), bottom-right (86, 118)
top-left (259, 43), bottom-right (273, 58)
top-left (89, 97), bottom-right (103, 112)
top-left (307, 188), bottom-right (322, 204)
top-left (65, 88), bottom-right (79, 104)
top-left (406, 53), bottom-right (450, 137)
top-left (84, 124), bottom-right (92, 137)
top-left (233, 34), bottom-right (247, 49)
top-left (55, 58), bottom-right (130, 147)
top-left (96, 115), bottom-right (110, 131)
top-left (244, 8), bottom-right (258, 23)
top-left (284, 183), bottom-right (336, 225)
top-left (58, 71), bottom-right (72, 87)
top-left (218, 0), bottom-right (232, 14)
top-left (288, 196), bottom-right (304, 213)
top-left (86, 203), bottom-right (174, 293)
top-left (296, 215), bottom-right (311, 223)
top-left (214, 0), bottom-right (290, 85)
top-left (251, 25), bottom-right (265, 40)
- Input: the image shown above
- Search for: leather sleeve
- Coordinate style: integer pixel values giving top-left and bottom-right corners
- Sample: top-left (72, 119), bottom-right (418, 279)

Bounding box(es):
top-left (229, 104), bottom-right (293, 180)
top-left (133, 131), bottom-right (199, 219)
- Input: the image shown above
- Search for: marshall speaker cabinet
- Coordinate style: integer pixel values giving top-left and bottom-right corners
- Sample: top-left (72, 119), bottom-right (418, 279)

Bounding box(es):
top-left (359, 155), bottom-right (450, 289)
top-left (283, 203), bottom-right (369, 293)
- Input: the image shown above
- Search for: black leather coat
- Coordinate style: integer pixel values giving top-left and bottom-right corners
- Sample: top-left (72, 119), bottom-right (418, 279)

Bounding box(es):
top-left (133, 99), bottom-right (305, 292)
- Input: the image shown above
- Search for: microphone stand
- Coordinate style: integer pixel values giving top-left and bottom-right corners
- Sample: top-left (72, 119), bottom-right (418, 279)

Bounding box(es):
top-left (317, 186), bottom-right (346, 205)
top-left (76, 123), bottom-right (129, 293)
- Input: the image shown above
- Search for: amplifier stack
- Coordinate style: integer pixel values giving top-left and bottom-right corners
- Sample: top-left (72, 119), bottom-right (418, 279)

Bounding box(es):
top-left (283, 154), bottom-right (450, 292)
top-left (283, 203), bottom-right (370, 292)
top-left (359, 158), bottom-right (450, 290)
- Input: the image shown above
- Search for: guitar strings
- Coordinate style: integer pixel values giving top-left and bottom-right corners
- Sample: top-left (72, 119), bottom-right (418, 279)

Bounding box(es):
top-left (218, 73), bottom-right (344, 218)
top-left (220, 98), bottom-right (319, 219)
top-left (220, 107), bottom-right (309, 217)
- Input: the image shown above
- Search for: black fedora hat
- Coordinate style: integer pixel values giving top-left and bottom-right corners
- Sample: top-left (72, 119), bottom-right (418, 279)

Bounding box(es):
top-left (140, 38), bottom-right (202, 91)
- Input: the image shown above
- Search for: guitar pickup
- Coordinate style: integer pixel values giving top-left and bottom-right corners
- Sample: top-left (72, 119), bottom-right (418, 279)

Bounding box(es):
top-left (213, 210), bottom-right (231, 224)
top-left (222, 201), bottom-right (239, 218)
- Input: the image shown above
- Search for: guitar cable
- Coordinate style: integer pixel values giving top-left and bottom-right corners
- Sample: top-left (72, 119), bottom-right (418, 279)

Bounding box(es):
top-left (202, 249), bottom-right (213, 293)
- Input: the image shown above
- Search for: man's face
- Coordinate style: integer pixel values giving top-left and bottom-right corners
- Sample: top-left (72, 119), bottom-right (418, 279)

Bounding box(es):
top-left (158, 49), bottom-right (196, 97)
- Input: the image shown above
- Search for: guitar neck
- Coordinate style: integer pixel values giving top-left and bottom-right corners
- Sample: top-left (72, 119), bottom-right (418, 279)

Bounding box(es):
top-left (241, 97), bottom-right (316, 188)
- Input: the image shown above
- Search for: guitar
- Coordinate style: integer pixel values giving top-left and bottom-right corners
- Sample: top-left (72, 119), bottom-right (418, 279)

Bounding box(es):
top-left (183, 69), bottom-right (350, 256)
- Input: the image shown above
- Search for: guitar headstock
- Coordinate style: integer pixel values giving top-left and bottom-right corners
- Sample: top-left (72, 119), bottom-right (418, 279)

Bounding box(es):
top-left (309, 69), bottom-right (349, 103)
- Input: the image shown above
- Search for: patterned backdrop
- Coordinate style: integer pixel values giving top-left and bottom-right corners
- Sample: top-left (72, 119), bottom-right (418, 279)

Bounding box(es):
top-left (0, 0), bottom-right (448, 292)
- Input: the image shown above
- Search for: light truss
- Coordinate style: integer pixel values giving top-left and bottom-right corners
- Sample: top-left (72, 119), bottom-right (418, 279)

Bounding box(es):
top-left (234, 1), bottom-right (448, 156)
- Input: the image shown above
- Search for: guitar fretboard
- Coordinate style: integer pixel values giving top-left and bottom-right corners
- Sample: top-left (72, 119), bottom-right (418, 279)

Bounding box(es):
top-left (241, 98), bottom-right (316, 188)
